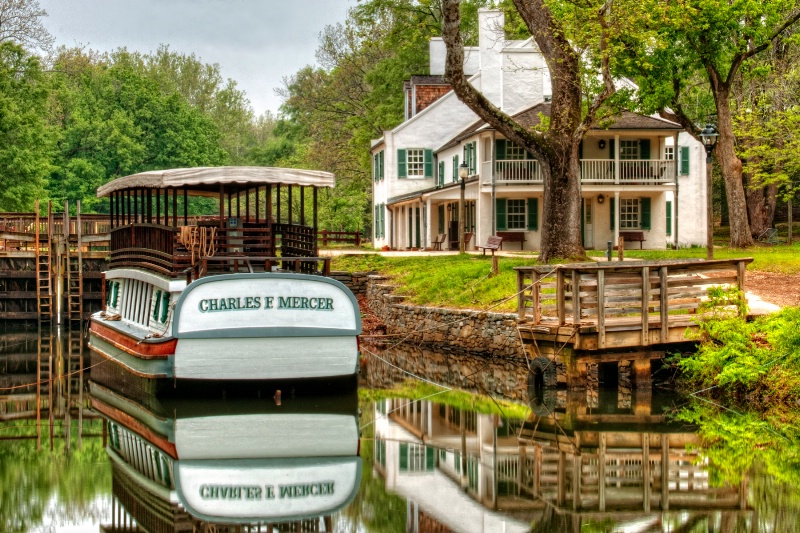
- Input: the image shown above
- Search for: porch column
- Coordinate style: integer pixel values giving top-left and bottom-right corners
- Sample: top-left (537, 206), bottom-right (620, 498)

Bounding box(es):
top-left (614, 191), bottom-right (620, 248)
top-left (614, 134), bottom-right (620, 185)
top-left (673, 132), bottom-right (680, 247)
top-left (424, 198), bottom-right (431, 249)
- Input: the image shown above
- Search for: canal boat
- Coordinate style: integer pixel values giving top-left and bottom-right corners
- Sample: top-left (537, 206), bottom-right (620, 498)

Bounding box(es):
top-left (88, 167), bottom-right (361, 385)
top-left (90, 381), bottom-right (362, 526)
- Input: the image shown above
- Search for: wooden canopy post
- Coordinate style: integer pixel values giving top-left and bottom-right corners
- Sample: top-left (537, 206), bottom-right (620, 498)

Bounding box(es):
top-left (300, 185), bottom-right (305, 226)
top-left (288, 185), bottom-right (293, 225)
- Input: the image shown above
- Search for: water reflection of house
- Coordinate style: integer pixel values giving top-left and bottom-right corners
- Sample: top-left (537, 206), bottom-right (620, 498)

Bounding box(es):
top-left (91, 382), bottom-right (361, 532)
top-left (373, 394), bottom-right (753, 533)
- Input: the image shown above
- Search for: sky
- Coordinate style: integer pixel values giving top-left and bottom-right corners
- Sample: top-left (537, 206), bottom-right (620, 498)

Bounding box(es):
top-left (38, 0), bottom-right (354, 116)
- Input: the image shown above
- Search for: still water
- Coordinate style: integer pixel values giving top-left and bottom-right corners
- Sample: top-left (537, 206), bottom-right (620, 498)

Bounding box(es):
top-left (1, 329), bottom-right (798, 532)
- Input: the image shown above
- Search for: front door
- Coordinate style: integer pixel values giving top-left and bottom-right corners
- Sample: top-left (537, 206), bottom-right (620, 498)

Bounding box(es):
top-left (582, 198), bottom-right (594, 248)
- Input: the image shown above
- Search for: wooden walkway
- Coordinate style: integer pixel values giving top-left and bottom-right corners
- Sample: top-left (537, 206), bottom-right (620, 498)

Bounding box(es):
top-left (515, 259), bottom-right (752, 386)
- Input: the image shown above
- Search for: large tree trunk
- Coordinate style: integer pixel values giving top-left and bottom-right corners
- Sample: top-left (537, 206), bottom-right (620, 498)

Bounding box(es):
top-left (540, 139), bottom-right (583, 261)
top-left (714, 89), bottom-right (754, 248)
top-left (745, 181), bottom-right (777, 238)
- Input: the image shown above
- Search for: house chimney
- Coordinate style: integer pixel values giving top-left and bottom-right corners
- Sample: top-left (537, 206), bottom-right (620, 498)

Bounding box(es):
top-left (478, 9), bottom-right (505, 107)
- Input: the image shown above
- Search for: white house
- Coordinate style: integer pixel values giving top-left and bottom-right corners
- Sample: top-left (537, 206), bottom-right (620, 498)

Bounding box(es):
top-left (372, 9), bottom-right (708, 251)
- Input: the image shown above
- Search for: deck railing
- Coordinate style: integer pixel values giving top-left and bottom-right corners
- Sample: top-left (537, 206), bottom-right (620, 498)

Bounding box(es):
top-left (479, 159), bottom-right (676, 185)
top-left (515, 259), bottom-right (752, 346)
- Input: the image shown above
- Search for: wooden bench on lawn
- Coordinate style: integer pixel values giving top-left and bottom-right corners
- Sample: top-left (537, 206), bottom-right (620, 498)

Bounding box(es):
top-left (619, 231), bottom-right (646, 249)
top-left (496, 231), bottom-right (526, 250)
top-left (476, 235), bottom-right (504, 256)
top-left (431, 233), bottom-right (446, 251)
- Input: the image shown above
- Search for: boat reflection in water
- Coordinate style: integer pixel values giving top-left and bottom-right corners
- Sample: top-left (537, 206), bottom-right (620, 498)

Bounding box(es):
top-left (89, 380), bottom-right (361, 531)
top-left (369, 386), bottom-right (752, 532)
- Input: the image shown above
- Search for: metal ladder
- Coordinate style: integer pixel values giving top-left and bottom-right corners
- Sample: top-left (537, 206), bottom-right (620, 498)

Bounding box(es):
top-left (66, 203), bottom-right (83, 326)
top-left (35, 201), bottom-right (53, 328)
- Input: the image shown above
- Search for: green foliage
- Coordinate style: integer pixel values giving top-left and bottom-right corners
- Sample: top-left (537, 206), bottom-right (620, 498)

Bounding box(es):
top-left (0, 42), bottom-right (52, 210)
top-left (677, 307), bottom-right (800, 405)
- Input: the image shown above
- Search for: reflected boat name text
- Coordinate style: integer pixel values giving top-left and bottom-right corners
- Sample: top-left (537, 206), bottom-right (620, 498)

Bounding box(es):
top-left (199, 482), bottom-right (336, 501)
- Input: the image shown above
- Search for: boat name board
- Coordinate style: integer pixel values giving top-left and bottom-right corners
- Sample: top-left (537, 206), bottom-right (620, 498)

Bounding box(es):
top-left (199, 481), bottom-right (335, 500)
top-left (198, 296), bottom-right (334, 313)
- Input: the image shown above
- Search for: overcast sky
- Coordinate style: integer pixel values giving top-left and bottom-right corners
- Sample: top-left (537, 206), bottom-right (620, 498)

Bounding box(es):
top-left (38, 0), bottom-right (354, 116)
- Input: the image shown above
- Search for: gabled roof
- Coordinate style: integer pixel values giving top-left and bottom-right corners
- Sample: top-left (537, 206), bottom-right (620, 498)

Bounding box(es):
top-left (436, 102), bottom-right (682, 152)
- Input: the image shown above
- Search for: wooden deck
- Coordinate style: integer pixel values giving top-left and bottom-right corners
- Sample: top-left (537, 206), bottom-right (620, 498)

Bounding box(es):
top-left (515, 259), bottom-right (752, 351)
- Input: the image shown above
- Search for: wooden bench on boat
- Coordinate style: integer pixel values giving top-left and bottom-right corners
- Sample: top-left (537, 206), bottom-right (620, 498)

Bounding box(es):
top-left (477, 235), bottom-right (503, 256)
top-left (496, 231), bottom-right (526, 249)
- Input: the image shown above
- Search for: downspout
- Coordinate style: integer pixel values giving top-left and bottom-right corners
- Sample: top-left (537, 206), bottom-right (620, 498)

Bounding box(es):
top-left (674, 132), bottom-right (679, 248)
top-left (491, 131), bottom-right (497, 234)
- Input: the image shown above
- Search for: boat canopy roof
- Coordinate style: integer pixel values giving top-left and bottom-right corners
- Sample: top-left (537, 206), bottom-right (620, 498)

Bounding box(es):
top-left (97, 166), bottom-right (335, 198)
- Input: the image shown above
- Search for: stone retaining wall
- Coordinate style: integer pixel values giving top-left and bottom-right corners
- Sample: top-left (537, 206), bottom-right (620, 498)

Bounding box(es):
top-left (329, 270), bottom-right (374, 296)
top-left (365, 274), bottom-right (522, 357)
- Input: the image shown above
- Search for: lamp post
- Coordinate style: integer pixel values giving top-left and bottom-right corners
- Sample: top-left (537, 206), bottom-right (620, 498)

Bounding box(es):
top-left (459, 162), bottom-right (469, 253)
top-left (699, 124), bottom-right (718, 260)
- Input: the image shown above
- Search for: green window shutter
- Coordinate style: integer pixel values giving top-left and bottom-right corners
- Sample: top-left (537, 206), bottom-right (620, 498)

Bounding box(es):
top-left (641, 197), bottom-right (651, 230)
top-left (374, 205), bottom-right (379, 238)
top-left (397, 149), bottom-right (407, 178)
top-left (470, 142), bottom-right (477, 173)
top-left (159, 291), bottom-right (170, 323)
top-left (581, 200), bottom-right (585, 246)
top-left (426, 446), bottom-right (435, 470)
top-left (152, 290), bottom-right (161, 321)
top-left (400, 442), bottom-right (409, 471)
top-left (610, 197), bottom-right (615, 230)
top-left (527, 198), bottom-right (538, 231)
top-left (379, 151), bottom-right (384, 179)
top-left (373, 154), bottom-right (379, 182)
top-left (640, 139), bottom-right (651, 160)
top-left (680, 146), bottom-right (690, 175)
top-left (666, 200), bottom-right (673, 236)
top-left (609, 138), bottom-right (615, 160)
top-left (496, 139), bottom-right (507, 160)
top-left (438, 161), bottom-right (444, 186)
top-left (438, 204), bottom-right (445, 233)
top-left (113, 282), bottom-right (120, 307)
top-left (452, 155), bottom-right (459, 181)
top-left (380, 204), bottom-right (385, 238)
top-left (106, 281), bottom-right (113, 305)
top-left (496, 198), bottom-right (507, 231)
top-left (424, 149), bottom-right (433, 178)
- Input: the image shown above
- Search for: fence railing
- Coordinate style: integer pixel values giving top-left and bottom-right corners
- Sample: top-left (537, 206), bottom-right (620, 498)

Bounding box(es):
top-left (515, 259), bottom-right (752, 346)
top-left (319, 230), bottom-right (361, 247)
top-left (477, 159), bottom-right (677, 185)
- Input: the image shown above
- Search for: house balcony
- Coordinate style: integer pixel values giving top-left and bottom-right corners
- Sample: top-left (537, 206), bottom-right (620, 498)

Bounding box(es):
top-left (480, 159), bottom-right (676, 185)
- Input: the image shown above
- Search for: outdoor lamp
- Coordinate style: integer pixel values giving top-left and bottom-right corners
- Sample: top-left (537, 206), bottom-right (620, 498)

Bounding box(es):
top-left (699, 124), bottom-right (718, 163)
top-left (459, 162), bottom-right (469, 180)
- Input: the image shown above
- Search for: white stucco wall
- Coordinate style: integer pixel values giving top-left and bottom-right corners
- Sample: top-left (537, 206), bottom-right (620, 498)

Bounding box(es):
top-left (674, 133), bottom-right (708, 247)
top-left (501, 46), bottom-right (545, 112)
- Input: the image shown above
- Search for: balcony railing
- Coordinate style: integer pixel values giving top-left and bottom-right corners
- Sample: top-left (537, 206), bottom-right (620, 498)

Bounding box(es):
top-left (480, 159), bottom-right (676, 185)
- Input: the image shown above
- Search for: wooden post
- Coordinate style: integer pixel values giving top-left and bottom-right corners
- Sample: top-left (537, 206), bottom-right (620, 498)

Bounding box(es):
top-left (642, 433), bottom-right (651, 512)
top-left (532, 271), bottom-right (542, 324)
top-left (322, 230), bottom-right (328, 247)
top-left (572, 270), bottom-right (580, 326)
top-left (572, 453), bottom-right (582, 510)
top-left (661, 434), bottom-right (670, 510)
top-left (641, 266), bottom-right (650, 346)
top-left (659, 266), bottom-right (668, 344)
top-left (557, 269), bottom-right (565, 326)
top-left (617, 236), bottom-right (624, 260)
top-left (517, 269), bottom-right (526, 320)
top-left (598, 432), bottom-right (606, 512)
top-left (597, 270), bottom-right (606, 349)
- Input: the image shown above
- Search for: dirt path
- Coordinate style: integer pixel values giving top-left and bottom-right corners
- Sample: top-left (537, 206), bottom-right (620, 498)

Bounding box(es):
top-left (747, 271), bottom-right (800, 309)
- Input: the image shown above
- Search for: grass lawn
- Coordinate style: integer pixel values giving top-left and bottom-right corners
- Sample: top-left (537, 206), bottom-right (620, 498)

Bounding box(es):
top-left (329, 240), bottom-right (800, 312)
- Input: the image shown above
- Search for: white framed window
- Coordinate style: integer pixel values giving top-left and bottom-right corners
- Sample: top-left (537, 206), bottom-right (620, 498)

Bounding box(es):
top-left (620, 140), bottom-right (639, 160)
top-left (664, 146), bottom-right (674, 161)
top-left (407, 148), bottom-right (425, 176)
top-left (506, 143), bottom-right (527, 160)
top-left (620, 198), bottom-right (640, 229)
top-left (507, 199), bottom-right (526, 229)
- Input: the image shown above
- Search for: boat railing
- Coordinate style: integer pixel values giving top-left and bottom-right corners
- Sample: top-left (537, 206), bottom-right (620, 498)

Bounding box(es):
top-left (197, 255), bottom-right (331, 278)
top-left (110, 222), bottom-right (324, 277)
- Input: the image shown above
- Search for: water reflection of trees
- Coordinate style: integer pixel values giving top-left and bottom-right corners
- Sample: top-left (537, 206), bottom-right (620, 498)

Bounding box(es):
top-left (679, 402), bottom-right (800, 532)
top-left (0, 421), bottom-right (110, 533)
